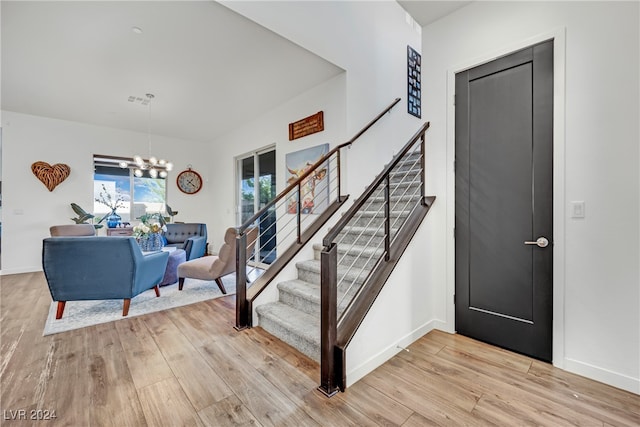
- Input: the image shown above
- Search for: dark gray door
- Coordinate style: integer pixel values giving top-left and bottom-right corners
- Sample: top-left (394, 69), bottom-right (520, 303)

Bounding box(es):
top-left (455, 40), bottom-right (553, 361)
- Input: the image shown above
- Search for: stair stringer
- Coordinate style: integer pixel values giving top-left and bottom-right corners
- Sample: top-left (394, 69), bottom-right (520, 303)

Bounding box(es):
top-left (342, 201), bottom-right (443, 387)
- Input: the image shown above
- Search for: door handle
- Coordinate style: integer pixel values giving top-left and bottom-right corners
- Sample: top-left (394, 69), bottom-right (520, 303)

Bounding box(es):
top-left (524, 237), bottom-right (549, 248)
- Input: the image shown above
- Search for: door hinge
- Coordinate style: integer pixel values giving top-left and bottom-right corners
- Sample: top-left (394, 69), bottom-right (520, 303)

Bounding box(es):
top-left (453, 227), bottom-right (456, 239)
top-left (453, 294), bottom-right (456, 304)
top-left (453, 159), bottom-right (456, 172)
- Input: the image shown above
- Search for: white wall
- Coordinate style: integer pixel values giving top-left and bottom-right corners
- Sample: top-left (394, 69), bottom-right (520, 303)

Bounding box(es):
top-left (422, 1), bottom-right (639, 393)
top-left (206, 74), bottom-right (347, 249)
top-left (0, 111), bottom-right (211, 274)
top-left (206, 73), bottom-right (347, 317)
top-left (221, 1), bottom-right (424, 195)
top-left (222, 1), bottom-right (442, 388)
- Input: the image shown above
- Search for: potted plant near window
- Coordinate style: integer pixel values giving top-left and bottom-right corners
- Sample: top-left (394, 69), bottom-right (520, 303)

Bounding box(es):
top-left (95, 184), bottom-right (125, 228)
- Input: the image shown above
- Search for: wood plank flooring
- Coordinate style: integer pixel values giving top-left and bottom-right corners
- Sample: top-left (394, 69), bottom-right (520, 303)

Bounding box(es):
top-left (1, 272), bottom-right (638, 426)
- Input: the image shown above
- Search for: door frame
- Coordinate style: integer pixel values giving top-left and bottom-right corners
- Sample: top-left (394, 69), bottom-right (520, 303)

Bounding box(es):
top-left (445, 27), bottom-right (567, 368)
top-left (235, 144), bottom-right (276, 266)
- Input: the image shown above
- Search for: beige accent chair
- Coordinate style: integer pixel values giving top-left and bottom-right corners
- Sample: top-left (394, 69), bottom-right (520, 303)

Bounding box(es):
top-left (50, 224), bottom-right (96, 237)
top-left (177, 226), bottom-right (258, 294)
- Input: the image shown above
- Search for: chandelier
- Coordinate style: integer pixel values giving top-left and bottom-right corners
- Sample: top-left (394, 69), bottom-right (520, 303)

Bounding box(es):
top-left (129, 155), bottom-right (173, 178)
top-left (124, 93), bottom-right (173, 178)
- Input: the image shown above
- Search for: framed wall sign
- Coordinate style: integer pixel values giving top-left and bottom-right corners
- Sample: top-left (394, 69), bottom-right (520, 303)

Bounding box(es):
top-left (407, 45), bottom-right (422, 118)
top-left (288, 111), bottom-right (324, 141)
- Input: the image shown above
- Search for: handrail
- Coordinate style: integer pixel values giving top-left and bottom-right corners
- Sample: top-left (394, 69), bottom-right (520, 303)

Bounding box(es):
top-left (235, 97), bottom-right (402, 330)
top-left (323, 121), bottom-right (430, 246)
top-left (237, 144), bottom-right (342, 234)
top-left (237, 97), bottom-right (401, 234)
top-left (344, 97), bottom-right (401, 145)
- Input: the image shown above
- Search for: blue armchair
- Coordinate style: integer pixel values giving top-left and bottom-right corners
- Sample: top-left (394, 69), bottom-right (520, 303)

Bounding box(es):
top-left (42, 236), bottom-right (169, 319)
top-left (164, 223), bottom-right (207, 260)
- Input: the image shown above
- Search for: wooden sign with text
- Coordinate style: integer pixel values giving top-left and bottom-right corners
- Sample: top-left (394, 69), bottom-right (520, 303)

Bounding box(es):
top-left (288, 111), bottom-right (324, 141)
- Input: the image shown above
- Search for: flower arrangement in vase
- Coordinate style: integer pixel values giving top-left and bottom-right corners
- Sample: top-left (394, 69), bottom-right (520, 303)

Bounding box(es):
top-left (133, 213), bottom-right (167, 252)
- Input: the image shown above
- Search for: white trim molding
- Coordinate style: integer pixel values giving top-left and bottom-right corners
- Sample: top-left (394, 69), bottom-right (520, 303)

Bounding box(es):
top-left (564, 357), bottom-right (640, 395)
top-left (346, 319), bottom-right (446, 387)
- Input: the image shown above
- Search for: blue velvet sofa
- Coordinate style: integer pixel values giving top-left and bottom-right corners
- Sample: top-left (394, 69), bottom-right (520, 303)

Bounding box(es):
top-left (42, 236), bottom-right (169, 319)
top-left (163, 223), bottom-right (207, 261)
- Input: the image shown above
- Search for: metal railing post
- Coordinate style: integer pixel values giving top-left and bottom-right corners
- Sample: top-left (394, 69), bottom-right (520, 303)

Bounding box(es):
top-left (420, 133), bottom-right (426, 205)
top-left (318, 243), bottom-right (339, 397)
top-left (336, 151), bottom-right (342, 202)
top-left (384, 175), bottom-right (391, 261)
top-left (296, 183), bottom-right (302, 243)
top-left (235, 231), bottom-right (249, 330)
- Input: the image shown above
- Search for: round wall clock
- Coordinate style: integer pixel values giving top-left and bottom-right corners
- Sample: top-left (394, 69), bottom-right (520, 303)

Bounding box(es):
top-left (176, 167), bottom-right (203, 194)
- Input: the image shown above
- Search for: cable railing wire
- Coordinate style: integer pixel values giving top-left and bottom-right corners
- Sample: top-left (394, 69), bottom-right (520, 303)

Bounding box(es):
top-left (334, 161), bottom-right (424, 314)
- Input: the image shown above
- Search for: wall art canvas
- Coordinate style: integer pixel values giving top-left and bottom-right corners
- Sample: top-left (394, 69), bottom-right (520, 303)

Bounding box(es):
top-left (286, 143), bottom-right (329, 214)
top-left (407, 45), bottom-right (422, 118)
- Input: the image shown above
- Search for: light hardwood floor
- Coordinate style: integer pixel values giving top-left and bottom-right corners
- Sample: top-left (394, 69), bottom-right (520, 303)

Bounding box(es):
top-left (1, 272), bottom-right (638, 426)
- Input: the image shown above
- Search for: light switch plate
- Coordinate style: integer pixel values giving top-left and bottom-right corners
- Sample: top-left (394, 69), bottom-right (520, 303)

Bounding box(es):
top-left (571, 201), bottom-right (585, 218)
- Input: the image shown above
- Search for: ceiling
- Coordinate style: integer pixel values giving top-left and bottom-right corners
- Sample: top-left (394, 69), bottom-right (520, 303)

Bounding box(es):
top-left (2, 1), bottom-right (471, 144)
top-left (1, 1), bottom-right (344, 142)
top-left (397, 1), bottom-right (472, 27)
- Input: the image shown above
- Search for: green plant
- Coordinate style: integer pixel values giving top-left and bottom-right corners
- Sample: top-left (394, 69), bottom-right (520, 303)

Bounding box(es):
top-left (69, 203), bottom-right (103, 229)
top-left (165, 204), bottom-right (178, 222)
top-left (137, 212), bottom-right (167, 227)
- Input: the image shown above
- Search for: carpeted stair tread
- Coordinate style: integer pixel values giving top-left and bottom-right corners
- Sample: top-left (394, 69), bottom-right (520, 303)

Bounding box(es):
top-left (278, 279), bottom-right (320, 302)
top-left (312, 243), bottom-right (383, 258)
top-left (277, 279), bottom-right (321, 316)
top-left (296, 259), bottom-right (369, 286)
top-left (277, 278), bottom-right (355, 317)
top-left (256, 302), bottom-right (320, 361)
top-left (339, 225), bottom-right (388, 237)
top-left (366, 194), bottom-right (419, 203)
top-left (336, 225), bottom-right (400, 242)
top-left (357, 209), bottom-right (410, 216)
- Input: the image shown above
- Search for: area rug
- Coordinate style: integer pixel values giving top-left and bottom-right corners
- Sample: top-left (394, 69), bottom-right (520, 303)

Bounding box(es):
top-left (43, 277), bottom-right (236, 336)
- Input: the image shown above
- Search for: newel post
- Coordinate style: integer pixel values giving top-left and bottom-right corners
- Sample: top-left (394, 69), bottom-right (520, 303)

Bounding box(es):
top-left (318, 243), bottom-right (339, 397)
top-left (384, 174), bottom-right (391, 261)
top-left (420, 132), bottom-right (427, 205)
top-left (296, 183), bottom-right (302, 243)
top-left (235, 230), bottom-right (249, 330)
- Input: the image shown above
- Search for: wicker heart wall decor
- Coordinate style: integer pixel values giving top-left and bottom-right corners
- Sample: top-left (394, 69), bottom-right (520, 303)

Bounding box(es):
top-left (31, 161), bottom-right (71, 192)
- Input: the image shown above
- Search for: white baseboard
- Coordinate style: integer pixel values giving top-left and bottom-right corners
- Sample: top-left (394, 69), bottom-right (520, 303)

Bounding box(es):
top-left (345, 322), bottom-right (639, 396)
top-left (346, 318), bottom-right (447, 387)
top-left (0, 266), bottom-right (42, 276)
top-left (563, 357), bottom-right (639, 395)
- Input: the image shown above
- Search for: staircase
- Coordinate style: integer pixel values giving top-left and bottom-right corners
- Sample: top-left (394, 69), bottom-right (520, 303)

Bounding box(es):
top-left (255, 152), bottom-right (423, 361)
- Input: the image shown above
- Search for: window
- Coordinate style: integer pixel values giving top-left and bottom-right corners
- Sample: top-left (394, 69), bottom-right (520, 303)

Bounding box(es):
top-left (93, 158), bottom-right (167, 225)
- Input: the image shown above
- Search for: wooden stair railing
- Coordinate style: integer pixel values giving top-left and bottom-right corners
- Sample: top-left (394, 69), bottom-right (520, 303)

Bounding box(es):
top-left (234, 97), bottom-right (402, 330)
